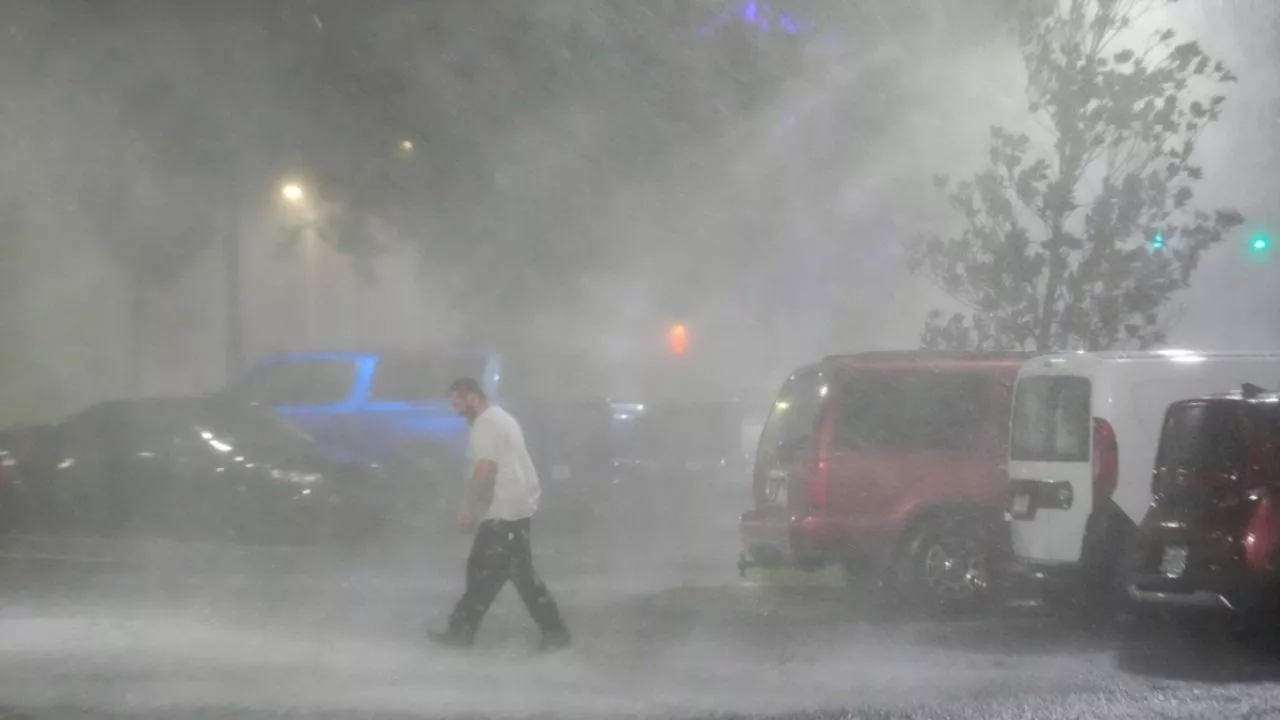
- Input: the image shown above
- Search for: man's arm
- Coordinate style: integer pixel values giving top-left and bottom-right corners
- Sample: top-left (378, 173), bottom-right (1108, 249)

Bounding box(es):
top-left (463, 418), bottom-right (500, 524)
top-left (466, 459), bottom-right (497, 519)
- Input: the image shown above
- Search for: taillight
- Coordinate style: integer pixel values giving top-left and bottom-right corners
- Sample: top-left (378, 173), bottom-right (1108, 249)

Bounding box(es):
top-left (807, 458), bottom-right (829, 512)
top-left (752, 461), bottom-right (768, 509)
top-left (1092, 418), bottom-right (1118, 508)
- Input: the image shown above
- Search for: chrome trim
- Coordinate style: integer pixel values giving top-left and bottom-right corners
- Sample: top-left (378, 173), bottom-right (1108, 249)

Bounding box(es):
top-left (1127, 585), bottom-right (1235, 610)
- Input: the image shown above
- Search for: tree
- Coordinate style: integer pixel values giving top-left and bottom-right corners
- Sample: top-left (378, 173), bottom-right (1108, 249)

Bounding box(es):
top-left (908, 0), bottom-right (1243, 352)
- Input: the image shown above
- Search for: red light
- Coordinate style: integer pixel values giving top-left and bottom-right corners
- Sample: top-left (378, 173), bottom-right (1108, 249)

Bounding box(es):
top-left (807, 458), bottom-right (829, 511)
top-left (1092, 418), bottom-right (1118, 508)
top-left (667, 323), bottom-right (689, 356)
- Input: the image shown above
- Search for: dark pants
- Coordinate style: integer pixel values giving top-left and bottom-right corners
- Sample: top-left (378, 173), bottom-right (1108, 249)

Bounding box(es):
top-left (448, 517), bottom-right (568, 641)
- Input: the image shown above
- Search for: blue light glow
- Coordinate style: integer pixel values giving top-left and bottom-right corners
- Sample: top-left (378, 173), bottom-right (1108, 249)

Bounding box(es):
top-left (701, 1), bottom-right (807, 37)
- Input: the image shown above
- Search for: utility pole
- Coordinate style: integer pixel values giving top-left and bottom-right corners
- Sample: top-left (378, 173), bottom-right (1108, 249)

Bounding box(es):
top-left (223, 223), bottom-right (242, 381)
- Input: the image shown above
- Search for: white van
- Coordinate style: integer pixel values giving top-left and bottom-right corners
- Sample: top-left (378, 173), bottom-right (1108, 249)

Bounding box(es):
top-left (1006, 350), bottom-right (1280, 602)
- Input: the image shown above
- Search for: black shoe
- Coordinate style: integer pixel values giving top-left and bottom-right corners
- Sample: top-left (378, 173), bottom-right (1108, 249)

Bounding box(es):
top-left (427, 629), bottom-right (474, 649)
top-left (534, 631), bottom-right (571, 654)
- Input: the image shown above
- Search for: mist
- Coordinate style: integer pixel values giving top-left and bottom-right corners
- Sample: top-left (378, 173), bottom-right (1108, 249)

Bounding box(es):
top-left (1, 2), bottom-right (1270, 423)
top-left (0, 1), bottom-right (1070, 419)
top-left (1, 1), bottom-right (1280, 717)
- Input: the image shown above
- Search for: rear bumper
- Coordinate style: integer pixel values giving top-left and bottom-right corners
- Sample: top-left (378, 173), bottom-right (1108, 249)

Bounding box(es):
top-left (1126, 586), bottom-right (1235, 610)
top-left (1126, 573), bottom-right (1274, 614)
top-left (739, 511), bottom-right (844, 572)
top-left (1127, 510), bottom-right (1275, 615)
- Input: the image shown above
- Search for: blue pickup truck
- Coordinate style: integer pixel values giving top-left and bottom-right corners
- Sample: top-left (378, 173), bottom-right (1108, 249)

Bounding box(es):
top-left (220, 350), bottom-right (500, 476)
top-left (217, 351), bottom-right (613, 512)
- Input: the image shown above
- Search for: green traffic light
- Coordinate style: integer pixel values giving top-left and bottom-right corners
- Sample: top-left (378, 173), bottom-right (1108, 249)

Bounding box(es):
top-left (1150, 233), bottom-right (1165, 250)
top-left (1252, 234), bottom-right (1269, 251)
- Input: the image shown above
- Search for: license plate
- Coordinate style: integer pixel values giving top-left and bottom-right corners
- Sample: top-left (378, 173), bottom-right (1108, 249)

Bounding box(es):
top-left (766, 480), bottom-right (788, 506)
top-left (551, 464), bottom-right (572, 481)
top-left (1161, 546), bottom-right (1188, 577)
top-left (1011, 493), bottom-right (1031, 517)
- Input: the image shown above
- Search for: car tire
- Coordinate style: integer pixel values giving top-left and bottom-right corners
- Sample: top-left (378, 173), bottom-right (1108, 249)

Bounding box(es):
top-left (897, 513), bottom-right (999, 616)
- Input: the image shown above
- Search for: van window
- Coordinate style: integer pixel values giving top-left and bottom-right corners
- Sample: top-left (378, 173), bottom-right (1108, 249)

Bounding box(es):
top-left (757, 368), bottom-right (828, 454)
top-left (1010, 376), bottom-right (1091, 462)
top-left (834, 372), bottom-right (989, 451)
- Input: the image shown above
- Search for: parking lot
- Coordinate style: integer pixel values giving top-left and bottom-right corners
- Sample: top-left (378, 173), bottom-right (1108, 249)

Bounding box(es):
top-left (3, 512), bottom-right (1280, 720)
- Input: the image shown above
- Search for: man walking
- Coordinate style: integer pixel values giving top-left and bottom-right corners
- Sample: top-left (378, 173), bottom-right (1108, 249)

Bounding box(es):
top-left (429, 378), bottom-right (571, 653)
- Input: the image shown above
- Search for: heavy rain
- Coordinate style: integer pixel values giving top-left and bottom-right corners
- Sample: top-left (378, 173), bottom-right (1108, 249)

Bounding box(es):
top-left (1, 1), bottom-right (1280, 718)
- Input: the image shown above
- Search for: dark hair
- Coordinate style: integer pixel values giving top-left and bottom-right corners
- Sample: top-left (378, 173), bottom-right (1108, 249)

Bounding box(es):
top-left (448, 377), bottom-right (485, 397)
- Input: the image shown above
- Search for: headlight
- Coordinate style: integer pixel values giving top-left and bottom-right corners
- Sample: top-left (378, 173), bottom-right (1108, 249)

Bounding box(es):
top-left (270, 469), bottom-right (324, 485)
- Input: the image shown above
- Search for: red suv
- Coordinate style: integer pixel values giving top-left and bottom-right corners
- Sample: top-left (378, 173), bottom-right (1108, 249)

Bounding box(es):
top-left (738, 351), bottom-right (1027, 612)
top-left (1128, 385), bottom-right (1280, 619)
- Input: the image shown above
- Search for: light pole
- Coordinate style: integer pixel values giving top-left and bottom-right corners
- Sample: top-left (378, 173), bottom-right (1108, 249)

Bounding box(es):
top-left (279, 179), bottom-right (320, 348)
top-left (224, 221), bottom-right (242, 381)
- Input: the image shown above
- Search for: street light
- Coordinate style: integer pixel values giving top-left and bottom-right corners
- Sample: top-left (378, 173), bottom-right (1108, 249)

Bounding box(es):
top-left (280, 181), bottom-right (305, 204)
top-left (399, 139), bottom-right (414, 154)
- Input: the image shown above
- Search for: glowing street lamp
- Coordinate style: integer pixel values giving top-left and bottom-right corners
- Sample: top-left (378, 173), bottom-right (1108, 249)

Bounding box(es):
top-left (399, 139), bottom-right (415, 154)
top-left (280, 181), bottom-right (306, 204)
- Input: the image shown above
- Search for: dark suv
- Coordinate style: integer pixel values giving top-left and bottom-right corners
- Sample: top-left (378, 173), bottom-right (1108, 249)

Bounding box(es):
top-left (738, 351), bottom-right (1027, 612)
top-left (1128, 385), bottom-right (1280, 617)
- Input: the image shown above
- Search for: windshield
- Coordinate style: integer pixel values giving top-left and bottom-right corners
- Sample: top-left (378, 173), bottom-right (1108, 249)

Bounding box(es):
top-left (1011, 375), bottom-right (1092, 463)
top-left (203, 399), bottom-right (319, 452)
top-left (224, 359), bottom-right (358, 407)
top-left (835, 371), bottom-right (990, 451)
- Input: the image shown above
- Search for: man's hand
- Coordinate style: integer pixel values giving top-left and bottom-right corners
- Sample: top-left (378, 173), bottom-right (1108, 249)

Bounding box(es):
top-left (458, 504), bottom-right (476, 534)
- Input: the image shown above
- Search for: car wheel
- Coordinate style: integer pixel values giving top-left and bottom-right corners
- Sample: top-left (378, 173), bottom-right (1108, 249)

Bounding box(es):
top-left (899, 514), bottom-right (997, 616)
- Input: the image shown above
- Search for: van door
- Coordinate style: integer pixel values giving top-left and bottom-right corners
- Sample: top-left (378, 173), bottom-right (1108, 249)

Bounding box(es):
top-left (1008, 374), bottom-right (1094, 564)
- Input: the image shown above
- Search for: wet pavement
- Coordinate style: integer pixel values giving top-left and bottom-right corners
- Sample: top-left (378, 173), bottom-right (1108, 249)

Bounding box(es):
top-left (2, 519), bottom-right (1280, 718)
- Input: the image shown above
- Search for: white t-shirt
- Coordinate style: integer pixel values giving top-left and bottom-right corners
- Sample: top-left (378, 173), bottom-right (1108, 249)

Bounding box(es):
top-left (467, 405), bottom-right (541, 521)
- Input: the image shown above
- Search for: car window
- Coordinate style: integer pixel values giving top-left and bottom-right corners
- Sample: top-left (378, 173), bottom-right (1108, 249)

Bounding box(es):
top-left (368, 354), bottom-right (491, 402)
top-left (226, 359), bottom-right (358, 407)
top-left (834, 371), bottom-right (990, 451)
top-left (1156, 401), bottom-right (1248, 475)
top-left (757, 367), bottom-right (828, 454)
top-left (1010, 376), bottom-right (1092, 462)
